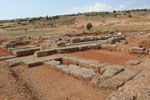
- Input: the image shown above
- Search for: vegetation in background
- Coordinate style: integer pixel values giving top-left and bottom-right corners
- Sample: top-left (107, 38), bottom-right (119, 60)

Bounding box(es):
top-left (87, 23), bottom-right (93, 30)
top-left (0, 9), bottom-right (149, 23)
top-left (128, 12), bottom-right (132, 18)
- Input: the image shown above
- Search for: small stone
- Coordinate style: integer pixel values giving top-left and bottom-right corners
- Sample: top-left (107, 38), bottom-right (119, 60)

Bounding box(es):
top-left (127, 60), bottom-right (140, 65)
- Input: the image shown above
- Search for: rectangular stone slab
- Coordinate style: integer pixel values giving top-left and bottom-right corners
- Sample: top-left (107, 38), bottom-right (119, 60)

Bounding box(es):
top-left (34, 49), bottom-right (57, 57)
top-left (0, 55), bottom-right (16, 61)
top-left (44, 60), bottom-right (61, 67)
top-left (103, 65), bottom-right (124, 78)
top-left (23, 57), bottom-right (61, 67)
top-left (12, 47), bottom-right (40, 57)
top-left (55, 64), bottom-right (96, 80)
top-left (129, 47), bottom-right (145, 54)
top-left (57, 46), bottom-right (79, 53)
top-left (62, 56), bottom-right (107, 73)
top-left (98, 69), bottom-right (137, 89)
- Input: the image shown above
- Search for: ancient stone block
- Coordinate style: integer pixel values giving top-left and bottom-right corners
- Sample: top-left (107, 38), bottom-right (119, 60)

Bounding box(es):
top-left (51, 41), bottom-right (66, 48)
top-left (24, 60), bottom-right (43, 67)
top-left (126, 60), bottom-right (140, 65)
top-left (98, 69), bottom-right (137, 89)
top-left (70, 37), bottom-right (81, 43)
top-left (78, 45), bottom-right (89, 51)
top-left (129, 47), bottom-right (145, 54)
top-left (103, 65), bottom-right (124, 78)
top-left (13, 47), bottom-right (40, 57)
top-left (34, 49), bottom-right (57, 57)
top-left (62, 56), bottom-right (107, 73)
top-left (0, 55), bottom-right (15, 61)
top-left (8, 60), bottom-right (22, 67)
top-left (57, 46), bottom-right (79, 53)
top-left (23, 57), bottom-right (60, 67)
top-left (44, 60), bottom-right (61, 67)
top-left (56, 64), bottom-right (96, 80)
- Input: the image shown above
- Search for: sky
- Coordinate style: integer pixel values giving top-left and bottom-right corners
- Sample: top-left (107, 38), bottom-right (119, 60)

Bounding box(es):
top-left (0, 0), bottom-right (150, 20)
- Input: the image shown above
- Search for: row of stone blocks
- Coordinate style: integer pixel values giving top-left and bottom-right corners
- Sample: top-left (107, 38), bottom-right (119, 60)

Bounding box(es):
top-left (106, 70), bottom-right (150, 100)
top-left (129, 47), bottom-right (150, 55)
top-left (43, 56), bottom-right (137, 90)
top-left (68, 34), bottom-right (125, 43)
top-left (12, 55), bottom-right (137, 95)
top-left (12, 47), bottom-right (40, 57)
top-left (69, 35), bottom-right (111, 43)
top-left (35, 43), bottom-right (118, 57)
top-left (1, 40), bottom-right (31, 48)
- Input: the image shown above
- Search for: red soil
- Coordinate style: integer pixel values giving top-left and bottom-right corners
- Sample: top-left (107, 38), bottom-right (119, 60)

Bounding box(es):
top-left (0, 48), bottom-right (10, 57)
top-left (12, 65), bottom-right (112, 100)
top-left (69, 50), bottom-right (137, 65)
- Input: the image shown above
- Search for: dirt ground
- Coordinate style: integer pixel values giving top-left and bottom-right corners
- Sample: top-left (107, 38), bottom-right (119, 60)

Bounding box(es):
top-left (68, 50), bottom-right (137, 66)
top-left (0, 48), bottom-right (10, 56)
top-left (0, 30), bottom-right (150, 100)
top-left (0, 62), bottom-right (38, 100)
top-left (9, 64), bottom-right (112, 100)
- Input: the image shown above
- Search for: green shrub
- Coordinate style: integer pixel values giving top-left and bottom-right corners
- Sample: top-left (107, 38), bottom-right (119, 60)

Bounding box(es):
top-left (86, 23), bottom-right (93, 30)
top-left (128, 13), bottom-right (132, 18)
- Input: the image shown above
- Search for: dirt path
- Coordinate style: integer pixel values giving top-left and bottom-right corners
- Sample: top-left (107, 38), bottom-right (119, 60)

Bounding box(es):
top-left (12, 65), bottom-right (112, 100)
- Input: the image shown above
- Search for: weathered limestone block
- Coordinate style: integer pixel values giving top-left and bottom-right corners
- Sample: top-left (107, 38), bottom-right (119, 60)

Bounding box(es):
top-left (78, 44), bottom-right (89, 51)
top-left (62, 56), bottom-right (78, 65)
top-left (34, 49), bottom-right (57, 57)
top-left (23, 57), bottom-right (61, 67)
top-left (103, 65), bottom-right (124, 78)
top-left (106, 71), bottom-right (150, 100)
top-left (88, 43), bottom-right (101, 49)
top-left (24, 60), bottom-right (43, 67)
top-left (44, 60), bottom-right (61, 67)
top-left (97, 36), bottom-right (110, 40)
top-left (1, 42), bottom-right (15, 48)
top-left (70, 37), bottom-right (81, 43)
top-left (40, 40), bottom-right (57, 50)
top-left (51, 41), bottom-right (66, 48)
top-left (107, 37), bottom-right (120, 44)
top-left (55, 64), bottom-right (96, 80)
top-left (12, 47), bottom-right (40, 57)
top-left (8, 60), bottom-right (22, 67)
top-left (126, 60), bottom-right (140, 65)
top-left (129, 47), bottom-right (145, 54)
top-left (57, 46), bottom-right (79, 53)
top-left (8, 47), bottom-right (19, 53)
top-left (62, 56), bottom-right (107, 73)
top-left (0, 55), bottom-right (15, 61)
top-left (98, 69), bottom-right (137, 89)
top-left (2, 40), bottom-right (31, 48)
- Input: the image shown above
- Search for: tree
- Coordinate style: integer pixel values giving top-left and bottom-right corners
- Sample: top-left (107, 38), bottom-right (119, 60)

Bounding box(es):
top-left (86, 23), bottom-right (93, 30)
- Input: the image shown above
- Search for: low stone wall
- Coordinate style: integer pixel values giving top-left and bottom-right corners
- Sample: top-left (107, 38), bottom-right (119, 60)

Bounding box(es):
top-left (44, 56), bottom-right (137, 89)
top-left (12, 47), bottom-right (40, 57)
top-left (128, 47), bottom-right (145, 54)
top-left (1, 40), bottom-right (31, 48)
top-left (62, 56), bottom-right (107, 74)
top-left (34, 49), bottom-right (57, 57)
top-left (69, 35), bottom-right (111, 43)
top-left (23, 57), bottom-right (61, 67)
top-left (35, 43), bottom-right (101, 57)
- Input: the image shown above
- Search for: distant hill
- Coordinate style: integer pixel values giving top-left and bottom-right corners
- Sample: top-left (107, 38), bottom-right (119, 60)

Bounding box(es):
top-left (0, 9), bottom-right (150, 38)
